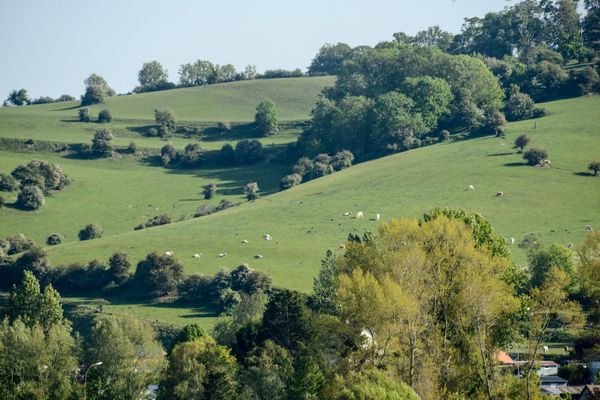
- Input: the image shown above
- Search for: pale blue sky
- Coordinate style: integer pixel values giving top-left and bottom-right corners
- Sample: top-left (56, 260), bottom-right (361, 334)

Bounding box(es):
top-left (0, 0), bottom-right (514, 99)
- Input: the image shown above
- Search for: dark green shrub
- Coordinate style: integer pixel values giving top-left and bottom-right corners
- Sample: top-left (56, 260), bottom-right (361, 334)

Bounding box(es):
top-left (78, 108), bottom-right (91, 122)
top-left (514, 134), bottom-right (531, 153)
top-left (46, 233), bottom-right (63, 246)
top-left (91, 129), bottom-right (113, 158)
top-left (219, 143), bottom-right (235, 165)
top-left (178, 275), bottom-right (212, 302)
top-left (203, 183), bottom-right (217, 199)
top-left (134, 214), bottom-right (171, 230)
top-left (243, 182), bottom-right (260, 201)
top-left (235, 139), bottom-right (263, 164)
top-left (254, 100), bottom-right (278, 137)
top-left (331, 150), bottom-right (354, 171)
top-left (280, 174), bottom-right (302, 191)
top-left (134, 252), bottom-right (184, 297)
top-left (589, 161), bottom-right (600, 176)
top-left (155, 109), bottom-right (176, 137)
top-left (78, 224), bottom-right (103, 240)
top-left (126, 141), bottom-right (137, 154)
top-left (97, 109), bottom-right (112, 123)
top-left (439, 130), bottom-right (450, 141)
top-left (0, 173), bottom-right (19, 191)
top-left (505, 93), bottom-right (536, 121)
top-left (523, 147), bottom-right (548, 166)
top-left (16, 185), bottom-right (45, 210)
top-left (5, 234), bottom-right (33, 255)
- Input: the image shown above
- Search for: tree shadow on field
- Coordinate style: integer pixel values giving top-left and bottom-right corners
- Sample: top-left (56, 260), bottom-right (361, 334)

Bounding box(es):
top-left (573, 171), bottom-right (595, 177)
top-left (54, 104), bottom-right (81, 112)
top-left (503, 162), bottom-right (528, 167)
top-left (487, 152), bottom-right (514, 157)
top-left (107, 297), bottom-right (219, 319)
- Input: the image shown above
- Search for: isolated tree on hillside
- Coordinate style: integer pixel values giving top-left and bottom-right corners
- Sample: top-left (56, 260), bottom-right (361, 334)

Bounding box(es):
top-left (523, 147), bottom-right (548, 166)
top-left (254, 100), bottom-right (278, 137)
top-left (588, 160), bottom-right (600, 176)
top-left (244, 182), bottom-right (260, 201)
top-left (235, 139), bottom-right (263, 164)
top-left (514, 134), bottom-right (531, 153)
top-left (81, 73), bottom-right (115, 106)
top-left (91, 128), bottom-right (114, 157)
top-left (203, 183), bottom-right (217, 199)
top-left (98, 109), bottom-right (112, 123)
top-left (134, 252), bottom-right (184, 296)
top-left (138, 60), bottom-right (169, 92)
top-left (5, 88), bottom-right (30, 106)
top-left (16, 185), bottom-right (45, 210)
top-left (78, 223), bottom-right (103, 240)
top-left (308, 42), bottom-right (353, 76)
top-left (78, 107), bottom-right (90, 122)
top-left (155, 109), bottom-right (176, 137)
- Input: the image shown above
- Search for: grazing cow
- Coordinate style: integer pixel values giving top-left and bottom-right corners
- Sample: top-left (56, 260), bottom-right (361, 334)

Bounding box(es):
top-left (219, 252), bottom-right (227, 257)
top-left (468, 185), bottom-right (475, 191)
top-left (356, 211), bottom-right (364, 218)
top-left (263, 234), bottom-right (272, 241)
top-left (343, 212), bottom-right (352, 216)
top-left (165, 251), bottom-right (173, 256)
top-left (510, 237), bottom-right (515, 245)
top-left (543, 345), bottom-right (549, 353)
top-left (240, 240), bottom-right (249, 244)
top-left (585, 225), bottom-right (593, 232)
top-left (496, 191), bottom-right (504, 197)
top-left (193, 254), bottom-right (201, 258)
top-left (376, 213), bottom-right (381, 221)
top-left (339, 244), bottom-right (346, 249)
top-left (254, 254), bottom-right (263, 259)
top-left (567, 243), bottom-right (574, 249)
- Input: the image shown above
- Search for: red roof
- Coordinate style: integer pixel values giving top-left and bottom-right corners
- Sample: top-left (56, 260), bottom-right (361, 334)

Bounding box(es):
top-left (497, 351), bottom-right (514, 365)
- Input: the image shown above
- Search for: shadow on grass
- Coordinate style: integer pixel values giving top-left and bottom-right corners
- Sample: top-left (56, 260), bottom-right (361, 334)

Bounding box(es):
top-left (573, 171), bottom-right (596, 177)
top-left (487, 152), bottom-right (515, 157)
top-left (503, 162), bottom-right (528, 167)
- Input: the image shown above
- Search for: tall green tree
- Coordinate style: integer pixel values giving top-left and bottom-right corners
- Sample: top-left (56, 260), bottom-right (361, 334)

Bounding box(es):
top-left (254, 100), bottom-right (278, 137)
top-left (86, 316), bottom-right (164, 400)
top-left (138, 60), bottom-right (169, 92)
top-left (158, 335), bottom-right (237, 400)
top-left (6, 88), bottom-right (30, 106)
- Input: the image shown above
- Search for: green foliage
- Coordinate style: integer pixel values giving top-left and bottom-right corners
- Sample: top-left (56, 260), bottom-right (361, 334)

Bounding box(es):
top-left (0, 172), bottom-right (19, 191)
top-left (254, 99), bottom-right (279, 137)
top-left (203, 183), bottom-right (217, 200)
top-left (218, 143), bottom-right (235, 165)
top-left (134, 252), bottom-right (184, 296)
top-left (16, 184), bottom-right (45, 210)
top-left (0, 319), bottom-right (79, 400)
top-left (158, 335), bottom-right (237, 400)
top-left (134, 214), bottom-right (172, 230)
top-left (8, 271), bottom-right (66, 330)
top-left (78, 223), bottom-right (103, 240)
top-left (97, 109), bottom-right (112, 123)
top-left (154, 109), bottom-right (176, 137)
top-left (324, 368), bottom-right (420, 400)
top-left (578, 232), bottom-right (600, 308)
top-left (86, 316), bottom-right (164, 400)
top-left (138, 60), bottom-right (170, 92)
top-left (173, 323), bottom-right (209, 348)
top-left (280, 173), bottom-right (302, 191)
top-left (243, 181), bottom-right (260, 201)
top-left (261, 290), bottom-right (311, 352)
top-left (46, 233), bottom-right (63, 246)
top-left (6, 88), bottom-right (30, 106)
top-left (423, 207), bottom-right (510, 258)
top-left (91, 128), bottom-right (113, 158)
top-left (235, 139), bottom-right (263, 164)
top-left (308, 42), bottom-right (354, 76)
top-left (107, 251), bottom-right (131, 285)
top-left (81, 74), bottom-right (114, 106)
top-left (514, 134), bottom-right (531, 153)
top-left (523, 147), bottom-right (548, 165)
top-left (238, 340), bottom-right (293, 400)
top-left (126, 141), bottom-right (137, 154)
top-left (2, 233), bottom-right (33, 255)
top-left (506, 93), bottom-right (538, 121)
top-left (78, 107), bottom-right (90, 122)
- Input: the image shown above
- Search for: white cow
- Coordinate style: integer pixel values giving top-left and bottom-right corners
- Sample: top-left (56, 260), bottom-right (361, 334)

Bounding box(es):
top-left (219, 252), bottom-right (228, 257)
top-left (510, 237), bottom-right (515, 245)
top-left (193, 253), bottom-right (201, 258)
top-left (240, 240), bottom-right (249, 244)
top-left (263, 234), bottom-right (272, 241)
top-left (339, 244), bottom-right (346, 249)
top-left (585, 225), bottom-right (593, 232)
top-left (254, 254), bottom-right (263, 259)
top-left (165, 251), bottom-right (173, 256)
top-left (343, 212), bottom-right (352, 217)
top-left (468, 185), bottom-right (475, 191)
top-left (356, 211), bottom-right (364, 218)
top-left (496, 191), bottom-right (504, 197)
top-left (567, 243), bottom-right (574, 249)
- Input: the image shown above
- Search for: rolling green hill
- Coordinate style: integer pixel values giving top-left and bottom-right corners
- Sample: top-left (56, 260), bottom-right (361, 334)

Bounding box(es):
top-left (13, 95), bottom-right (596, 295)
top-left (0, 76), bottom-right (335, 150)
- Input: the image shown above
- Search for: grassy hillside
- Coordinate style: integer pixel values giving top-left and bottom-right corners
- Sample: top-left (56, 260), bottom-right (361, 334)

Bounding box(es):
top-left (0, 76), bottom-right (334, 150)
top-left (21, 95), bottom-right (598, 297)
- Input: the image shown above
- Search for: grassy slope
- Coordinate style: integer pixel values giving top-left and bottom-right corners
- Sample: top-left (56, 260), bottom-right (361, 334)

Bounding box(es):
top-left (0, 76), bottom-right (334, 150)
top-left (0, 153), bottom-right (289, 245)
top-left (27, 95), bottom-right (599, 296)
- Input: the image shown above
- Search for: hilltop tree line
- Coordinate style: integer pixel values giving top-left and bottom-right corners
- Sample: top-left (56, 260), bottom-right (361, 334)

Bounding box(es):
top-left (1, 211), bottom-right (600, 399)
